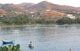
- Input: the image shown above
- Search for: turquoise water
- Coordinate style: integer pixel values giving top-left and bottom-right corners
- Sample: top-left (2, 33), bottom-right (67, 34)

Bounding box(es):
top-left (0, 25), bottom-right (80, 51)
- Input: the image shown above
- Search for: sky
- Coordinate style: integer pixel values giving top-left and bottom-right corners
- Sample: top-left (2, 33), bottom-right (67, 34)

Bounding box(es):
top-left (0, 0), bottom-right (80, 7)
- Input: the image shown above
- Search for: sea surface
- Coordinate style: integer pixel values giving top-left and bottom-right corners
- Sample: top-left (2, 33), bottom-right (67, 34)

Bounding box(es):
top-left (0, 25), bottom-right (80, 51)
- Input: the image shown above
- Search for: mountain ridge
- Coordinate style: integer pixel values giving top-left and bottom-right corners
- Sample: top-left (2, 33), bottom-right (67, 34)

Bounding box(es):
top-left (0, 1), bottom-right (80, 18)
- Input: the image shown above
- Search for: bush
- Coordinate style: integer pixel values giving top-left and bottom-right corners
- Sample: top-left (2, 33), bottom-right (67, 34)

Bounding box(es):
top-left (75, 18), bottom-right (80, 24)
top-left (56, 17), bottom-right (74, 24)
top-left (0, 44), bottom-right (21, 51)
top-left (1, 16), bottom-right (29, 25)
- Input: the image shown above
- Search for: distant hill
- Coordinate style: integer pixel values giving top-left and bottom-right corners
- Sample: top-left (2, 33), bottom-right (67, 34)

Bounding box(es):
top-left (0, 4), bottom-right (26, 17)
top-left (0, 9), bottom-right (7, 16)
top-left (40, 10), bottom-right (66, 19)
top-left (0, 1), bottom-right (80, 18)
top-left (0, 4), bottom-right (24, 12)
top-left (23, 1), bottom-right (80, 14)
top-left (30, 1), bottom-right (53, 9)
top-left (19, 3), bottom-right (35, 8)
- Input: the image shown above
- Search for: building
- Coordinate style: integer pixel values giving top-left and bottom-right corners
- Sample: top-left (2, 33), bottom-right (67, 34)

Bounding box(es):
top-left (67, 14), bottom-right (76, 19)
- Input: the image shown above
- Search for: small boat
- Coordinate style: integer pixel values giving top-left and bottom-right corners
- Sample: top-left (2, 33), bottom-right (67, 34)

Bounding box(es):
top-left (28, 41), bottom-right (34, 49)
top-left (2, 40), bottom-right (14, 45)
top-left (29, 44), bottom-right (34, 48)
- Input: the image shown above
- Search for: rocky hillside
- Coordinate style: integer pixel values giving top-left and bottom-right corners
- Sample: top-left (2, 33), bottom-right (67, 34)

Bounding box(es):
top-left (0, 1), bottom-right (80, 18)
top-left (19, 3), bottom-right (35, 9)
top-left (0, 9), bottom-right (7, 16)
top-left (27, 1), bottom-right (80, 14)
top-left (0, 4), bottom-right (26, 17)
top-left (40, 10), bottom-right (66, 19)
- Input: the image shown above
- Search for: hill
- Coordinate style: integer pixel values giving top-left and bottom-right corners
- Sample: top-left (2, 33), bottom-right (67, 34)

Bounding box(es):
top-left (24, 1), bottom-right (80, 14)
top-left (0, 9), bottom-right (7, 16)
top-left (19, 3), bottom-right (35, 9)
top-left (0, 1), bottom-right (80, 18)
top-left (0, 4), bottom-right (25, 17)
top-left (40, 10), bottom-right (66, 19)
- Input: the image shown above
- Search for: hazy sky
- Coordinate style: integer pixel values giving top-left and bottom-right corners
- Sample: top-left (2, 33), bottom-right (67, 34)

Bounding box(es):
top-left (0, 0), bottom-right (80, 7)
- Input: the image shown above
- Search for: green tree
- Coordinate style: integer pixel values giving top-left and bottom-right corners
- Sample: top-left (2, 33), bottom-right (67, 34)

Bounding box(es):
top-left (56, 17), bottom-right (74, 24)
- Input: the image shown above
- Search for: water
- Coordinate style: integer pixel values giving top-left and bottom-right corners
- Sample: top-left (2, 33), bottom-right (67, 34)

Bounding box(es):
top-left (0, 25), bottom-right (80, 51)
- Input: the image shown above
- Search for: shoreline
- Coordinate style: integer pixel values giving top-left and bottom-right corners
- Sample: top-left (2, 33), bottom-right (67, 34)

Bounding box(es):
top-left (0, 24), bottom-right (56, 27)
top-left (0, 24), bottom-right (80, 28)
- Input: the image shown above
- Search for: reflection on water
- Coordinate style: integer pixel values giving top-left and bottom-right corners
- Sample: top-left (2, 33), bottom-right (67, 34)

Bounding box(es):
top-left (0, 25), bottom-right (80, 51)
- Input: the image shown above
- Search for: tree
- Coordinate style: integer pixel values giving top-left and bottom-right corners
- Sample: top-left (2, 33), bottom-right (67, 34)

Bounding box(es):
top-left (56, 17), bottom-right (73, 24)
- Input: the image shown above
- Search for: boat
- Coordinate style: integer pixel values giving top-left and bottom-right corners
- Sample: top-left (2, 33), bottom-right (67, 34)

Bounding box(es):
top-left (2, 40), bottom-right (14, 45)
top-left (29, 44), bottom-right (34, 49)
top-left (28, 42), bottom-right (34, 49)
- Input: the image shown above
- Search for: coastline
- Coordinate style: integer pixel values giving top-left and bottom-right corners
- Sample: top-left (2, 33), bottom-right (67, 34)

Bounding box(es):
top-left (0, 24), bottom-right (80, 28)
top-left (0, 24), bottom-right (56, 28)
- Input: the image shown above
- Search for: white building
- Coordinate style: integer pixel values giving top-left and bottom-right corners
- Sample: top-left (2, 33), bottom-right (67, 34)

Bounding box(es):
top-left (67, 14), bottom-right (76, 19)
top-left (30, 12), bottom-right (35, 13)
top-left (46, 9), bottom-right (51, 11)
